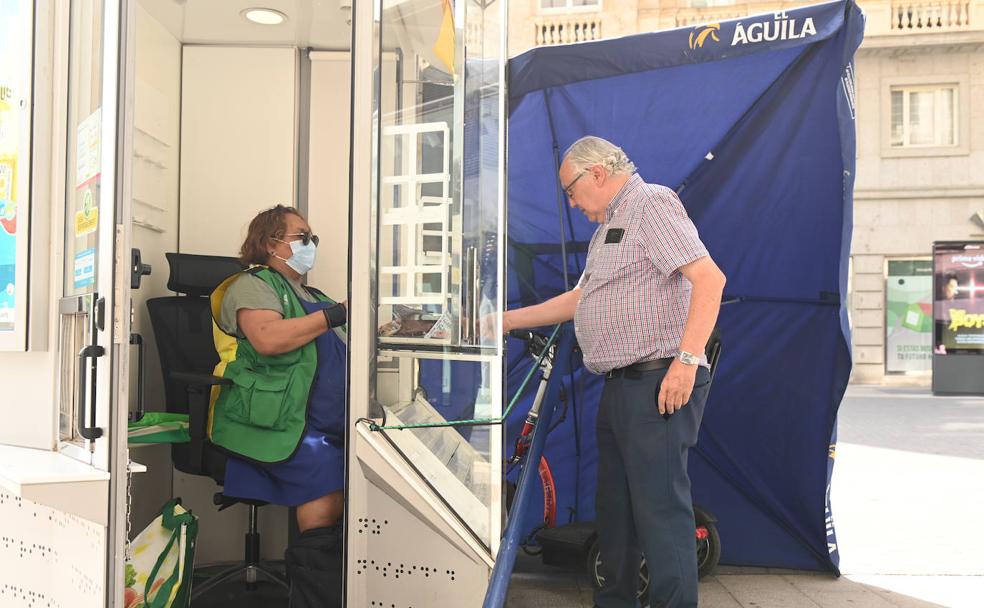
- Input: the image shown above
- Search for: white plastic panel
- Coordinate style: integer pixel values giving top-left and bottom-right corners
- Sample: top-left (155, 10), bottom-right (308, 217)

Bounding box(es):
top-left (0, 487), bottom-right (106, 607)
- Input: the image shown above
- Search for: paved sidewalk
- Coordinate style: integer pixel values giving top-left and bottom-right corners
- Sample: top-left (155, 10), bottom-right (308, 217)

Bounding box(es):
top-left (506, 385), bottom-right (984, 607)
top-left (506, 558), bottom-right (953, 607)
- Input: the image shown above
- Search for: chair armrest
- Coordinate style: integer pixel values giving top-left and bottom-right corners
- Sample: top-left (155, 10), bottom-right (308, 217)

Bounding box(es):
top-left (170, 371), bottom-right (232, 387)
top-left (171, 372), bottom-right (230, 475)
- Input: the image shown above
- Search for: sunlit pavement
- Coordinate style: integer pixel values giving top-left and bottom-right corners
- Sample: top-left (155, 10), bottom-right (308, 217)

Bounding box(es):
top-left (507, 385), bottom-right (984, 607)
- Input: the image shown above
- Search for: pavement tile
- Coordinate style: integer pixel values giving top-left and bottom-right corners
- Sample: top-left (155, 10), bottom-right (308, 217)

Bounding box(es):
top-left (785, 578), bottom-right (897, 608)
top-left (848, 575), bottom-right (984, 608)
top-left (714, 575), bottom-right (821, 608)
top-left (698, 576), bottom-right (743, 608)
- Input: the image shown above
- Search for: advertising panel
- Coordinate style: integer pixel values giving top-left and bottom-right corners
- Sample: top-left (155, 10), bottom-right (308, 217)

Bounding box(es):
top-left (886, 260), bottom-right (932, 373)
top-left (934, 243), bottom-right (984, 354)
top-left (0, 2), bottom-right (32, 343)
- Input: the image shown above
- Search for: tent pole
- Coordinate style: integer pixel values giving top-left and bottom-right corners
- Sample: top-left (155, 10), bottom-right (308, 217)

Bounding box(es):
top-left (543, 89), bottom-right (575, 291)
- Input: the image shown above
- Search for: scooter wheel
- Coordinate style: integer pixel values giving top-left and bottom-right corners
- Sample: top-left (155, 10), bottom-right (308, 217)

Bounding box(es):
top-left (586, 538), bottom-right (648, 601)
top-left (697, 522), bottom-right (721, 580)
top-left (586, 522), bottom-right (720, 596)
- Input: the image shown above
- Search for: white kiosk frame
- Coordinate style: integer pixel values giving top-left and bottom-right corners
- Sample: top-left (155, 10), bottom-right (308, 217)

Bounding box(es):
top-left (0, 1), bottom-right (510, 606)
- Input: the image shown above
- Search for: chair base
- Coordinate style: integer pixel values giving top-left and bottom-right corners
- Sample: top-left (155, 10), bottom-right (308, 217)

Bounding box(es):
top-left (191, 561), bottom-right (289, 599)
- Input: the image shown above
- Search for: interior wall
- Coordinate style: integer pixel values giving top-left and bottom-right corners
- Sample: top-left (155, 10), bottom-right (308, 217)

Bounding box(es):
top-left (176, 44), bottom-right (298, 563)
top-left (306, 51), bottom-right (351, 302)
top-left (127, 3), bottom-right (183, 536)
top-left (178, 45), bottom-right (297, 257)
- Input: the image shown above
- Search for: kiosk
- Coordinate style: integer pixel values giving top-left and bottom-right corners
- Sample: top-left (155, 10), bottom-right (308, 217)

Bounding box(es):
top-left (0, 1), bottom-right (508, 606)
top-left (932, 241), bottom-right (984, 395)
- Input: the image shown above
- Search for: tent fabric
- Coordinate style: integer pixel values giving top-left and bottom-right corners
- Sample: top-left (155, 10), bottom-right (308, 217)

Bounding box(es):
top-left (503, 0), bottom-right (863, 572)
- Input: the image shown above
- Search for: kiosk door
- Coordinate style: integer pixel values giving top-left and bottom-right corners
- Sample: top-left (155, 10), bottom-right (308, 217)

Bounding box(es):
top-left (347, 0), bottom-right (509, 605)
top-left (56, 2), bottom-right (134, 603)
top-left (56, 0), bottom-right (130, 478)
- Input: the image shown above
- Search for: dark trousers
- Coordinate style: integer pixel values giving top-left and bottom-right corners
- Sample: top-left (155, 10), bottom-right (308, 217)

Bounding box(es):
top-left (594, 366), bottom-right (710, 608)
top-left (286, 524), bottom-right (344, 608)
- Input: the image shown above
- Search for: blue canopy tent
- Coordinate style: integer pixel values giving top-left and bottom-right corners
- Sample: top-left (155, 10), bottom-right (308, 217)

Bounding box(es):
top-left (503, 0), bottom-right (864, 572)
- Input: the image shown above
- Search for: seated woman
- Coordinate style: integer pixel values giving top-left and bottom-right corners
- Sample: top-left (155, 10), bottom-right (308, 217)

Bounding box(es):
top-left (209, 204), bottom-right (347, 607)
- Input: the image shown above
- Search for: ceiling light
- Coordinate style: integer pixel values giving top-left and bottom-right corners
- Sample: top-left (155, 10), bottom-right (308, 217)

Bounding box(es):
top-left (242, 8), bottom-right (287, 25)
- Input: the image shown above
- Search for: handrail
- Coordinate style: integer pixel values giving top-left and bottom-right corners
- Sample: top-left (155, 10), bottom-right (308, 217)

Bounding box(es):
top-left (483, 325), bottom-right (577, 608)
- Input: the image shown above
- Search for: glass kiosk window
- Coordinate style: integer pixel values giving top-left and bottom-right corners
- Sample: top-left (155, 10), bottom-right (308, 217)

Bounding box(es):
top-left (58, 0), bottom-right (106, 444)
top-left (370, 0), bottom-right (505, 549)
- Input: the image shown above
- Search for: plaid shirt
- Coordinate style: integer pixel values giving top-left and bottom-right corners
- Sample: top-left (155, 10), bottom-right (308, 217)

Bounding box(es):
top-left (574, 174), bottom-right (709, 374)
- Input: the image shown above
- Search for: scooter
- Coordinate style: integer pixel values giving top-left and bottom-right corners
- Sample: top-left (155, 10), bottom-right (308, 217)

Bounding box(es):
top-left (505, 329), bottom-right (722, 598)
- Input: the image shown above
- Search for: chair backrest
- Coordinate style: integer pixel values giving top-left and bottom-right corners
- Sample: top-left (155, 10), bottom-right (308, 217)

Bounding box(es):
top-left (147, 253), bottom-right (244, 412)
top-left (164, 252), bottom-right (245, 298)
top-left (146, 253), bottom-right (243, 478)
top-left (146, 296), bottom-right (219, 414)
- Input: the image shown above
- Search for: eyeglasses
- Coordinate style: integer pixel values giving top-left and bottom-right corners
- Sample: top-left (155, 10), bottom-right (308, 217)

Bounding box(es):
top-left (562, 170), bottom-right (589, 199)
top-left (279, 232), bottom-right (320, 246)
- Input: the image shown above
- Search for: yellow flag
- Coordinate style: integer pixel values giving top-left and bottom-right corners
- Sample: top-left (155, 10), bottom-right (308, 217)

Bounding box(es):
top-left (433, 0), bottom-right (456, 76)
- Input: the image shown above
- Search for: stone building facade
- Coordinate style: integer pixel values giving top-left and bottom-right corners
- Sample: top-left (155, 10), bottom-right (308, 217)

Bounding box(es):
top-left (508, 0), bottom-right (984, 385)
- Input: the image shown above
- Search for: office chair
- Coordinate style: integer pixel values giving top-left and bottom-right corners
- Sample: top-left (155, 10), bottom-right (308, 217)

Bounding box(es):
top-left (146, 252), bottom-right (290, 598)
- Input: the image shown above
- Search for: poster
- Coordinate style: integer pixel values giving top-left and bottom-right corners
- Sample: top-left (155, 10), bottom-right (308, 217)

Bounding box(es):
top-left (885, 260), bottom-right (932, 373)
top-left (0, 1), bottom-right (30, 335)
top-left (934, 243), bottom-right (984, 354)
top-left (76, 108), bottom-right (102, 189)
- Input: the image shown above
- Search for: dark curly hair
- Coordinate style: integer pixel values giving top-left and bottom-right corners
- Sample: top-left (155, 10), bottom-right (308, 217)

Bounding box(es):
top-left (239, 204), bottom-right (304, 266)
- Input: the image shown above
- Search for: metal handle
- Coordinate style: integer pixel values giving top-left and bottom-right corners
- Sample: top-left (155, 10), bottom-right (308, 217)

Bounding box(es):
top-left (130, 248), bottom-right (152, 289)
top-left (129, 333), bottom-right (145, 422)
top-left (460, 247), bottom-right (474, 343)
top-left (77, 344), bottom-right (105, 440)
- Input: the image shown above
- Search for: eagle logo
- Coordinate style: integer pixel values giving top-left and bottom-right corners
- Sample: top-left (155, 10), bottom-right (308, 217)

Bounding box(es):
top-left (688, 23), bottom-right (721, 49)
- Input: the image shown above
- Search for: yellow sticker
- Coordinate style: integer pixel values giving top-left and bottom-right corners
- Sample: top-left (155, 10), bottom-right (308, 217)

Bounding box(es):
top-left (75, 189), bottom-right (98, 237)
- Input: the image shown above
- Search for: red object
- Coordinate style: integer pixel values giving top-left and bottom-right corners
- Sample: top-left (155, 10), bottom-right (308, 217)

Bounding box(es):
top-left (538, 457), bottom-right (557, 528)
top-left (695, 526), bottom-right (709, 540)
top-left (0, 216), bottom-right (14, 235)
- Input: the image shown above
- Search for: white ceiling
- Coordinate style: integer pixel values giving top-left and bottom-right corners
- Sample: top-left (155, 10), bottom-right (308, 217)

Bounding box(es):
top-left (138, 0), bottom-right (353, 49)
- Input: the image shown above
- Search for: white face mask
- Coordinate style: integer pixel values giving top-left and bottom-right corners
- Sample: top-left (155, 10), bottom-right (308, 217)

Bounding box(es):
top-left (273, 238), bottom-right (317, 275)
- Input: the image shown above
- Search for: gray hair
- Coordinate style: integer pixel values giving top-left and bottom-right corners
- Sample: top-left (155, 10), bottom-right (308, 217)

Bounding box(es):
top-left (562, 136), bottom-right (636, 176)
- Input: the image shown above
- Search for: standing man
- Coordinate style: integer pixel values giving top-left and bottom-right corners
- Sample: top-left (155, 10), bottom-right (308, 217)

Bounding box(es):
top-left (503, 136), bottom-right (725, 608)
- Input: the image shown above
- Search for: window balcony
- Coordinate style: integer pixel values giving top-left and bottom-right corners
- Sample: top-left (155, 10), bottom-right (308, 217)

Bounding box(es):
top-left (533, 14), bottom-right (604, 45)
top-left (886, 0), bottom-right (974, 33)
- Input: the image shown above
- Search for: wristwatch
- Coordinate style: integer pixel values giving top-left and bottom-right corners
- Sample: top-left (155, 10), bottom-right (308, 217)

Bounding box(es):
top-left (677, 350), bottom-right (700, 366)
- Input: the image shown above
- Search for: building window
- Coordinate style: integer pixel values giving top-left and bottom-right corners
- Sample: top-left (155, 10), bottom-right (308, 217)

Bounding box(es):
top-left (539, 0), bottom-right (601, 11)
top-left (890, 85), bottom-right (957, 148)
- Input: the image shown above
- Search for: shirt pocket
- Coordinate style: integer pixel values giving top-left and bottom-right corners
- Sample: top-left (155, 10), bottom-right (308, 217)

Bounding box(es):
top-left (592, 245), bottom-right (642, 283)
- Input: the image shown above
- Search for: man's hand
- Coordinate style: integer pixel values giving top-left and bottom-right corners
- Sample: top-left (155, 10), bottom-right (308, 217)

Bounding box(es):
top-left (657, 359), bottom-right (698, 416)
top-left (501, 311), bottom-right (515, 334)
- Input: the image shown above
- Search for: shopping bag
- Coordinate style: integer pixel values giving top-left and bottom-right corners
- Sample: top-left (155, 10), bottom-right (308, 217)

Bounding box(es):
top-left (128, 412), bottom-right (190, 444)
top-left (124, 498), bottom-right (198, 608)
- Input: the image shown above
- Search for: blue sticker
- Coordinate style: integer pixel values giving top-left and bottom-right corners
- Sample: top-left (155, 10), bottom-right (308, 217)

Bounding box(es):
top-left (74, 247), bottom-right (96, 289)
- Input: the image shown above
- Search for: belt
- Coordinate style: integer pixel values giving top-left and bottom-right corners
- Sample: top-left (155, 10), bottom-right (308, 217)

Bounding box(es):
top-left (605, 357), bottom-right (674, 379)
